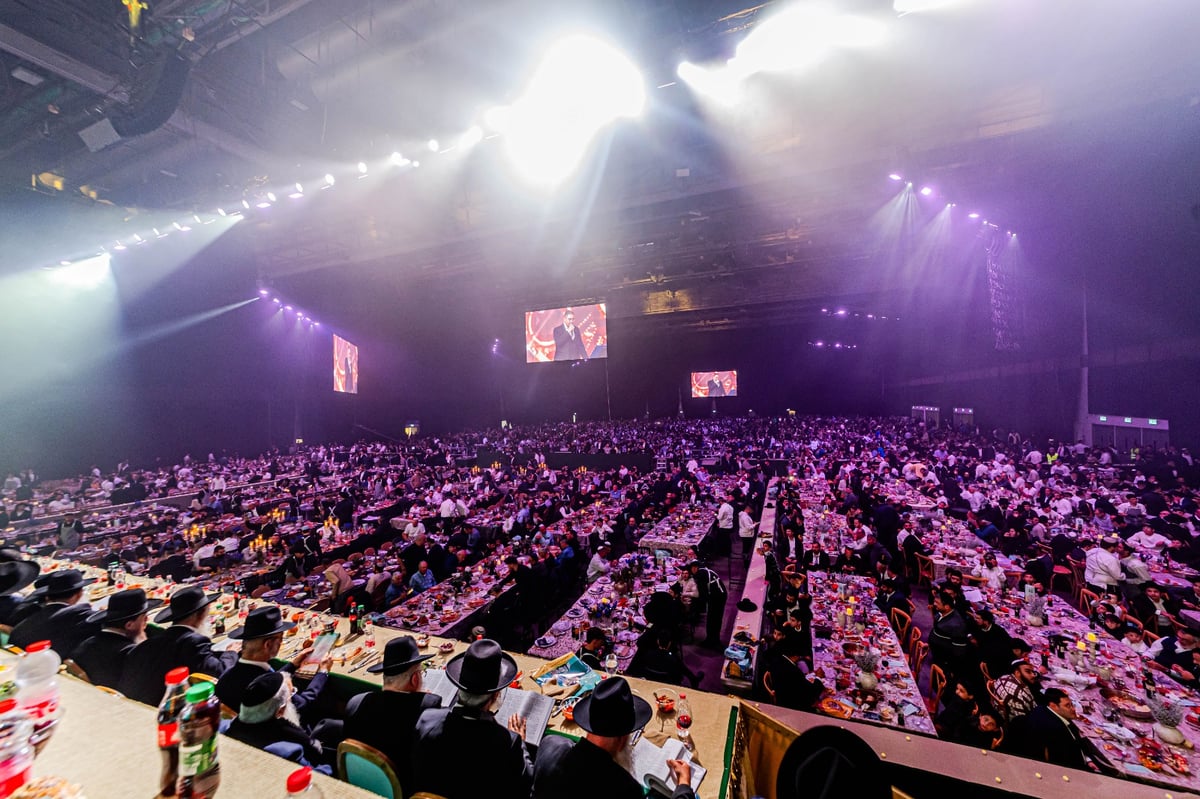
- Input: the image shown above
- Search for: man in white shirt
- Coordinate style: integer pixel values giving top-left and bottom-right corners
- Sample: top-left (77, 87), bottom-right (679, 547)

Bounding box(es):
top-left (1083, 538), bottom-right (1122, 594)
top-left (586, 543), bottom-right (612, 583)
top-left (403, 517), bottom-right (427, 540)
top-left (1127, 525), bottom-right (1174, 552)
top-left (716, 497), bottom-right (735, 556)
top-left (972, 553), bottom-right (1007, 591)
top-left (192, 540), bottom-right (217, 569)
top-left (961, 485), bottom-right (985, 513)
top-left (737, 508), bottom-right (758, 566)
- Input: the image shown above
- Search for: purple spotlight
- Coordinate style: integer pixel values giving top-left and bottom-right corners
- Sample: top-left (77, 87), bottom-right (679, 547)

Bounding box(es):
top-left (835, 309), bottom-right (847, 316)
top-left (968, 212), bottom-right (980, 219)
top-left (919, 186), bottom-right (933, 197)
top-left (272, 297), bottom-right (281, 304)
top-left (314, 322), bottom-right (320, 327)
top-left (258, 289), bottom-right (269, 296)
top-left (888, 173), bottom-right (902, 181)
top-left (284, 305), bottom-right (293, 311)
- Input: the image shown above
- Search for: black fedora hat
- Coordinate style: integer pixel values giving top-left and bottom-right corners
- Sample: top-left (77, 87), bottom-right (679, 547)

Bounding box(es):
top-left (154, 585), bottom-right (218, 623)
top-left (87, 588), bottom-right (163, 625)
top-left (572, 676), bottom-right (652, 737)
top-left (367, 636), bottom-right (434, 675)
top-left (227, 605), bottom-right (296, 640)
top-left (0, 560), bottom-right (39, 596)
top-left (776, 726), bottom-right (891, 799)
top-left (444, 639), bottom-right (518, 694)
top-left (30, 569), bottom-right (95, 599)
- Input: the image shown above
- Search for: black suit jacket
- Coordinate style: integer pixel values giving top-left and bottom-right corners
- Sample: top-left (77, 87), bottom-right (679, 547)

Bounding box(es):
top-left (10, 602), bottom-right (98, 656)
top-left (410, 707), bottom-right (533, 799)
top-left (552, 324), bottom-right (587, 361)
top-left (344, 689), bottom-right (441, 789)
top-left (227, 717), bottom-right (328, 767)
top-left (69, 630), bottom-right (135, 689)
top-left (216, 661), bottom-right (327, 718)
top-left (119, 625), bottom-right (238, 705)
top-left (1022, 705), bottom-right (1089, 770)
top-left (801, 551), bottom-right (832, 571)
top-left (533, 736), bottom-right (690, 799)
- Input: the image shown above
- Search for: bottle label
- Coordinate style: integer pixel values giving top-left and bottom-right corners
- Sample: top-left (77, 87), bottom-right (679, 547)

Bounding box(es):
top-left (179, 738), bottom-right (217, 776)
top-left (23, 696), bottom-right (58, 721)
top-left (158, 722), bottom-right (180, 748)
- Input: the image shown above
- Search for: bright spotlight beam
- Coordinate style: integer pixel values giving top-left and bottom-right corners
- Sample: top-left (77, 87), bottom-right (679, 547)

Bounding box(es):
top-left (505, 34), bottom-right (645, 187)
top-left (48, 253), bottom-right (111, 289)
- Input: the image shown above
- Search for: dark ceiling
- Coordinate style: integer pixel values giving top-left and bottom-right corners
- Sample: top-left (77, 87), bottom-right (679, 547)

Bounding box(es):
top-left (2, 0), bottom-right (1199, 336)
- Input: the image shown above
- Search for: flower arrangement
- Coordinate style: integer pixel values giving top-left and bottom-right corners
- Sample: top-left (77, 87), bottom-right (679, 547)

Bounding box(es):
top-left (854, 650), bottom-right (880, 674)
top-left (1151, 698), bottom-right (1184, 729)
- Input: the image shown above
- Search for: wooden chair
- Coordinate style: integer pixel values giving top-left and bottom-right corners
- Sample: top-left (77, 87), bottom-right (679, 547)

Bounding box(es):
top-left (190, 674), bottom-right (237, 721)
top-left (927, 664), bottom-right (947, 715)
top-left (980, 662), bottom-right (993, 684)
top-left (1065, 558), bottom-right (1086, 601)
top-left (1143, 629), bottom-right (1161, 644)
top-left (95, 685), bottom-right (125, 698)
top-left (986, 679), bottom-right (1001, 710)
top-left (63, 659), bottom-right (91, 683)
top-left (890, 608), bottom-right (912, 645)
top-left (910, 642), bottom-right (929, 676)
top-left (906, 626), bottom-right (923, 663)
top-left (410, 794), bottom-right (449, 799)
top-left (1078, 588), bottom-right (1100, 615)
top-left (339, 738), bottom-right (403, 799)
top-left (914, 554), bottom-right (936, 587)
top-left (763, 670), bottom-right (777, 702)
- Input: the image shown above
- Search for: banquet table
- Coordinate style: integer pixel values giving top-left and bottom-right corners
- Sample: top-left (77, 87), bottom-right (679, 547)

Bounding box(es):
top-left (806, 571), bottom-right (938, 736)
top-left (721, 479), bottom-right (779, 692)
top-left (989, 590), bottom-right (1200, 791)
top-left (638, 502), bottom-right (718, 556)
top-left (20, 556), bottom-right (737, 799)
top-left (527, 552), bottom-right (687, 671)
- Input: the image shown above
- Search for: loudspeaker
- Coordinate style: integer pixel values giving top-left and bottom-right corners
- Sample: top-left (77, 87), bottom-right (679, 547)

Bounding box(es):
top-left (111, 52), bottom-right (191, 138)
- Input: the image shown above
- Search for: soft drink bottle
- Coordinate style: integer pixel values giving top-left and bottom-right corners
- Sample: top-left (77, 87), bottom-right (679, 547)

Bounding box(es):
top-left (285, 767), bottom-right (324, 798)
top-left (177, 683), bottom-right (221, 799)
top-left (158, 667), bottom-right (190, 797)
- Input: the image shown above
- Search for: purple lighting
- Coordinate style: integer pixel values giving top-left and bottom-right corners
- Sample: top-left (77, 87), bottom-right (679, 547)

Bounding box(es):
top-left (272, 297), bottom-right (281, 304)
top-left (888, 173), bottom-right (902, 181)
top-left (284, 305), bottom-right (293, 311)
top-left (919, 186), bottom-right (933, 196)
top-left (835, 309), bottom-right (847, 316)
top-left (968, 212), bottom-right (980, 219)
top-left (258, 289), bottom-right (269, 296)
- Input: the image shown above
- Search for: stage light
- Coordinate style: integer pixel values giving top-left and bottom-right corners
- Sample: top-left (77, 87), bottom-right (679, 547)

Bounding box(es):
top-left (835, 309), bottom-right (847, 316)
top-left (113, 242), bottom-right (127, 251)
top-left (484, 106), bottom-right (511, 134)
top-left (968, 212), bottom-right (980, 219)
top-left (389, 152), bottom-right (408, 166)
top-left (676, 61), bottom-right (740, 106)
top-left (888, 173), bottom-right (903, 181)
top-left (427, 139), bottom-right (440, 152)
top-left (728, 5), bottom-right (884, 79)
top-left (50, 253), bottom-right (111, 289)
top-left (273, 297), bottom-right (281, 304)
top-left (459, 126), bottom-right (483, 150)
top-left (919, 186), bottom-right (933, 196)
top-left (258, 289), bottom-right (269, 296)
top-left (324, 174), bottom-right (335, 187)
top-left (505, 34), bottom-right (645, 186)
top-left (193, 214), bottom-right (202, 224)
top-left (313, 322), bottom-right (320, 327)
top-left (357, 162), bottom-right (367, 174)
top-left (895, 0), bottom-right (960, 13)
top-left (284, 305), bottom-right (293, 311)
top-left (133, 234), bottom-right (143, 242)
top-left (256, 201), bottom-right (271, 208)
top-left (59, 260), bottom-right (70, 266)
top-left (242, 200), bottom-right (251, 209)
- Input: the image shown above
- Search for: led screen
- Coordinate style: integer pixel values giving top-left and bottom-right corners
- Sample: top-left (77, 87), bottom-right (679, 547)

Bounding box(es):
top-left (691, 370), bottom-right (737, 398)
top-left (525, 303), bottom-right (607, 363)
top-left (334, 335), bottom-right (359, 394)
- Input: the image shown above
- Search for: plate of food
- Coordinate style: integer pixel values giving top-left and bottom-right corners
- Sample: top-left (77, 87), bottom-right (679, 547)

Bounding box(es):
top-left (438, 641), bottom-right (456, 654)
top-left (566, 607), bottom-right (586, 618)
top-left (1101, 688), bottom-right (1153, 720)
top-left (534, 635), bottom-right (557, 649)
top-left (818, 697), bottom-right (854, 719)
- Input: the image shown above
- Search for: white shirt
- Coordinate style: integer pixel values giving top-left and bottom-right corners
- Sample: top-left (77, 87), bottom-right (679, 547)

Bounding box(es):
top-left (973, 563), bottom-right (1007, 591)
top-left (404, 521), bottom-right (426, 539)
top-left (586, 554), bottom-right (610, 583)
top-left (1128, 530), bottom-right (1172, 551)
top-left (738, 510), bottom-right (757, 539)
top-left (1084, 547), bottom-right (1122, 588)
top-left (717, 502), bottom-right (734, 530)
top-left (193, 543), bottom-right (216, 568)
top-left (439, 499), bottom-right (456, 518)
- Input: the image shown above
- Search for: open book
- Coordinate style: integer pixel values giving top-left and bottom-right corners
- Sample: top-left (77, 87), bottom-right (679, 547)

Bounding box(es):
top-left (421, 668), bottom-right (555, 746)
top-left (632, 736), bottom-right (706, 794)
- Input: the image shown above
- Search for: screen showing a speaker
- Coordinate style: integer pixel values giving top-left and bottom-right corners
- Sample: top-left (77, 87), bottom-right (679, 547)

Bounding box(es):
top-left (525, 303), bottom-right (607, 363)
top-left (691, 371), bottom-right (737, 397)
top-left (334, 335), bottom-right (359, 394)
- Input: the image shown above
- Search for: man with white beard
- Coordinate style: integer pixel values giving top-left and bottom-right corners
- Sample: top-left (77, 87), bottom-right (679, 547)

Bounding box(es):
top-left (228, 671), bottom-right (332, 769)
top-left (532, 677), bottom-right (696, 799)
top-left (118, 586), bottom-right (238, 704)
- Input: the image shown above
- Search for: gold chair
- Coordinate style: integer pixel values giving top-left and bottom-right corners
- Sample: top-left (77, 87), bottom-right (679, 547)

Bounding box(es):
top-left (928, 664), bottom-right (947, 714)
top-left (1078, 588), bottom-right (1100, 615)
top-left (910, 642), bottom-right (929, 676)
top-left (63, 659), bottom-right (91, 683)
top-left (914, 554), bottom-right (936, 587)
top-left (889, 608), bottom-right (912, 645)
top-left (763, 670), bottom-right (777, 703)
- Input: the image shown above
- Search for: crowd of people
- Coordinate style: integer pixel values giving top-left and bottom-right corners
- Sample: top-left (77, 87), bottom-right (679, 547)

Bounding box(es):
top-left (3, 414), bottom-right (1200, 791)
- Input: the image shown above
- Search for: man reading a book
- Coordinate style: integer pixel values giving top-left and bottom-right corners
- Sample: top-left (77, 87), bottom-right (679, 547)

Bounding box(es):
top-left (532, 677), bottom-right (695, 799)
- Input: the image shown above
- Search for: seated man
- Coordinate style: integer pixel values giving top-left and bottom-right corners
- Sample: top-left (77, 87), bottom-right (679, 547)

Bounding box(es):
top-left (410, 640), bottom-right (533, 799)
top-left (577, 628), bottom-right (608, 671)
top-left (532, 677), bottom-right (696, 799)
top-left (1017, 688), bottom-right (1092, 771)
top-left (227, 672), bottom-right (332, 770)
top-left (70, 588), bottom-right (161, 689)
top-left (1131, 583), bottom-right (1179, 637)
top-left (343, 637), bottom-right (439, 790)
top-left (216, 606), bottom-right (333, 721)
top-left (992, 658), bottom-right (1042, 723)
top-left (10, 569), bottom-right (98, 656)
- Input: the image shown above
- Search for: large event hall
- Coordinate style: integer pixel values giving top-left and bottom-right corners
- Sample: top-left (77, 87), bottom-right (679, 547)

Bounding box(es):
top-left (0, 1), bottom-right (1198, 797)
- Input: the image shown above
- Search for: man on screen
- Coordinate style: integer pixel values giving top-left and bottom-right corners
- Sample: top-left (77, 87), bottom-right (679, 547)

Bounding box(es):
top-left (707, 374), bottom-right (725, 397)
top-left (343, 350), bottom-right (357, 393)
top-left (552, 308), bottom-right (588, 361)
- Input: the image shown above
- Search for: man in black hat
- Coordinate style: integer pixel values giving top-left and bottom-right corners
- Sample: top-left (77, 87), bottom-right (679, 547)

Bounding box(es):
top-left (343, 636), bottom-right (439, 788)
top-left (0, 553), bottom-right (39, 626)
top-left (410, 639), bottom-right (533, 799)
top-left (10, 569), bottom-right (98, 655)
top-left (69, 588), bottom-right (162, 689)
top-left (119, 585), bottom-right (238, 704)
top-left (215, 606), bottom-right (333, 719)
top-left (532, 676), bottom-right (695, 799)
top-left (227, 671), bottom-right (332, 769)
top-left (688, 560), bottom-right (727, 650)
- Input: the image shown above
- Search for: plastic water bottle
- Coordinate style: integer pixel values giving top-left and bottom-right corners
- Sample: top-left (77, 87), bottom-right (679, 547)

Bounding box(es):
top-left (0, 704), bottom-right (34, 799)
top-left (15, 641), bottom-right (60, 738)
top-left (675, 693), bottom-right (693, 745)
top-left (285, 767), bottom-right (324, 798)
